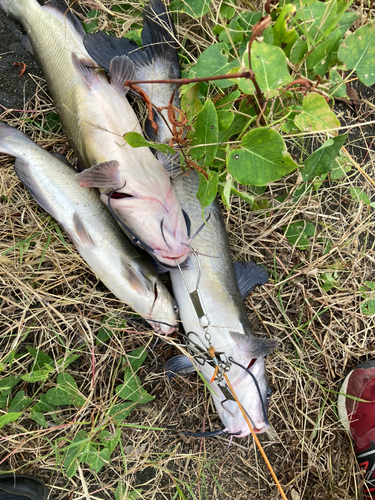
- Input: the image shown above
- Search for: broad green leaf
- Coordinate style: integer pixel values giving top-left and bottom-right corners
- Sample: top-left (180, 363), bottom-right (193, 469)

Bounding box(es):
top-left (329, 70), bottom-right (348, 98)
top-left (0, 412), bottom-right (21, 429)
top-left (321, 272), bottom-right (339, 292)
top-left (115, 485), bottom-right (143, 500)
top-left (239, 42), bottom-right (292, 94)
top-left (46, 373), bottom-right (85, 407)
top-left (293, 0), bottom-right (340, 41)
top-left (0, 394), bottom-right (8, 407)
top-left (0, 375), bottom-right (21, 396)
top-left (83, 9), bottom-right (100, 33)
top-left (83, 444), bottom-right (110, 473)
top-left (219, 1), bottom-right (236, 20)
top-left (196, 171), bottom-right (219, 209)
top-left (191, 100), bottom-right (218, 165)
top-left (170, 0), bottom-right (211, 18)
top-left (330, 156), bottom-right (351, 180)
top-left (227, 128), bottom-right (298, 186)
top-left (64, 431), bottom-right (90, 478)
top-left (360, 282), bottom-right (375, 315)
top-left (124, 29), bottom-right (142, 47)
top-left (231, 187), bottom-right (254, 206)
top-left (30, 409), bottom-right (48, 428)
top-left (219, 18), bottom-right (244, 44)
top-left (220, 173), bottom-right (233, 210)
top-left (181, 83), bottom-right (202, 120)
top-left (97, 314), bottom-right (127, 345)
top-left (124, 132), bottom-right (175, 155)
top-left (34, 394), bottom-right (58, 412)
top-left (100, 428), bottom-right (121, 454)
top-left (218, 114), bottom-right (248, 143)
top-left (336, 11), bottom-right (359, 37)
top-left (125, 348), bottom-right (148, 373)
top-left (109, 401), bottom-right (137, 422)
top-left (273, 4), bottom-right (298, 56)
top-left (306, 29), bottom-right (342, 76)
top-left (284, 221), bottom-right (316, 250)
top-left (45, 112), bottom-right (60, 132)
top-left (338, 22), bottom-right (375, 86)
top-left (190, 43), bottom-right (239, 89)
top-left (215, 90), bottom-right (240, 131)
top-left (21, 368), bottom-right (53, 383)
top-left (302, 134), bottom-right (348, 181)
top-left (350, 187), bottom-right (371, 205)
top-left (56, 354), bottom-right (81, 370)
top-left (115, 372), bottom-right (154, 403)
top-left (294, 94), bottom-right (340, 135)
top-left (290, 39), bottom-right (308, 65)
top-left (8, 390), bottom-right (32, 412)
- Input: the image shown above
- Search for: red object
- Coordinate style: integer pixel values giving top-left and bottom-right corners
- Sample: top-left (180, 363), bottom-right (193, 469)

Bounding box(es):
top-left (339, 361), bottom-right (375, 498)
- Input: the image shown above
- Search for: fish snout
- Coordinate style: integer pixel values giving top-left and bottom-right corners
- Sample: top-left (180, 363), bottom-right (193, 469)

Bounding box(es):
top-left (148, 320), bottom-right (177, 335)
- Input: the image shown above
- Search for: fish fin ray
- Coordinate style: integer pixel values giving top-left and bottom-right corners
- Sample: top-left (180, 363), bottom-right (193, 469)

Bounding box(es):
top-left (233, 261), bottom-right (269, 300)
top-left (42, 0), bottom-right (85, 38)
top-left (83, 31), bottom-right (139, 73)
top-left (156, 151), bottom-right (180, 177)
top-left (109, 56), bottom-right (135, 97)
top-left (120, 255), bottom-right (153, 293)
top-left (72, 212), bottom-right (95, 248)
top-left (71, 52), bottom-right (99, 86)
top-left (229, 331), bottom-right (279, 358)
top-left (165, 355), bottom-right (196, 380)
top-left (75, 160), bottom-right (123, 189)
top-left (142, 0), bottom-right (180, 78)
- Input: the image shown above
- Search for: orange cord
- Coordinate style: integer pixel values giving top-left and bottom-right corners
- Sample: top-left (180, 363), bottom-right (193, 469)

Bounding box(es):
top-left (223, 373), bottom-right (289, 500)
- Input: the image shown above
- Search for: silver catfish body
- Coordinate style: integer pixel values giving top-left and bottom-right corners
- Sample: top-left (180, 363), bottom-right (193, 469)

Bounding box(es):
top-left (0, 122), bottom-right (178, 334)
top-left (98, 0), bottom-right (279, 436)
top-left (0, 0), bottom-right (190, 266)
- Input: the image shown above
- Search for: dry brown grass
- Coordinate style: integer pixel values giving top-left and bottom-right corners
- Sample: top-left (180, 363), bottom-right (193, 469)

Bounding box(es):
top-left (1, 0), bottom-right (375, 499)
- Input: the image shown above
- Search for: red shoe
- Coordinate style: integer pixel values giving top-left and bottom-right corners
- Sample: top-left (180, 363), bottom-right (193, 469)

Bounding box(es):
top-left (338, 360), bottom-right (375, 499)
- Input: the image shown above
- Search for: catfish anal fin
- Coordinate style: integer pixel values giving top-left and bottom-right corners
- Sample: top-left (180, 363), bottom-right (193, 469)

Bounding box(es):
top-left (233, 261), bottom-right (269, 300)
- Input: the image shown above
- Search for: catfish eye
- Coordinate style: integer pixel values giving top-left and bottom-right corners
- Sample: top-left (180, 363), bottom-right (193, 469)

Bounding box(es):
top-left (173, 303), bottom-right (179, 314)
top-left (132, 236), bottom-right (141, 246)
top-left (266, 388), bottom-right (272, 400)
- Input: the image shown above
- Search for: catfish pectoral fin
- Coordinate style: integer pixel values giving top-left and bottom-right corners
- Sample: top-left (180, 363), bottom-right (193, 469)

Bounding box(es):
top-left (75, 160), bottom-right (123, 189)
top-left (109, 56), bottom-right (135, 97)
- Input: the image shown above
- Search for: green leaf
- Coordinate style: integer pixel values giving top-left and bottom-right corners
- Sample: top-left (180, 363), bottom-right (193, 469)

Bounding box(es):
top-left (191, 100), bottom-right (218, 165)
top-left (181, 83), bottom-right (202, 120)
top-left (115, 485), bottom-right (143, 500)
top-left (239, 41), bottom-right (292, 94)
top-left (321, 272), bottom-right (339, 292)
top-left (336, 11), bottom-right (359, 37)
top-left (338, 22), bottom-right (375, 86)
top-left (284, 221), bottom-right (316, 250)
top-left (231, 187), bottom-right (254, 206)
top-left (360, 282), bottom-right (375, 315)
top-left (215, 90), bottom-right (240, 131)
top-left (124, 29), bottom-right (142, 46)
top-left (0, 350), bottom-right (16, 373)
top-left (227, 128), bottom-right (298, 186)
top-left (0, 394), bottom-right (8, 408)
top-left (219, 1), bottom-right (236, 20)
top-left (30, 409), bottom-right (48, 428)
top-left (83, 9), bottom-right (100, 33)
top-left (273, 4), bottom-right (298, 56)
top-left (100, 428), bottom-right (121, 454)
top-left (0, 375), bottom-right (21, 396)
top-left (115, 371), bottom-right (154, 403)
top-left (305, 29), bottom-right (342, 77)
top-left (294, 94), bottom-right (340, 135)
top-left (45, 112), bottom-right (60, 132)
top-left (109, 401), bottom-right (138, 422)
top-left (330, 156), bottom-right (351, 180)
top-left (46, 373), bottom-right (85, 407)
top-left (21, 368), bottom-right (53, 383)
top-left (170, 0), bottom-right (212, 18)
top-left (26, 347), bottom-right (54, 369)
top-left (0, 412), bottom-right (21, 429)
top-left (56, 354), bottom-right (81, 370)
top-left (124, 132), bottom-right (175, 155)
top-left (64, 431), bottom-right (90, 478)
top-left (33, 394), bottom-right (57, 412)
top-left (350, 187), bottom-right (371, 205)
top-left (8, 390), bottom-right (32, 412)
top-left (83, 444), bottom-right (110, 473)
top-left (97, 314), bottom-right (127, 345)
top-left (220, 173), bottom-right (233, 210)
top-left (302, 134), bottom-right (348, 181)
top-left (190, 43), bottom-right (238, 89)
top-left (196, 171), bottom-right (219, 209)
top-left (329, 70), bottom-right (348, 98)
top-left (125, 348), bottom-right (148, 373)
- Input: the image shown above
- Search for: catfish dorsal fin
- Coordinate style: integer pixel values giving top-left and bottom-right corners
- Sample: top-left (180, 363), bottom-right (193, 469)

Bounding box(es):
top-left (229, 331), bottom-right (279, 358)
top-left (72, 212), bottom-right (94, 247)
top-left (75, 160), bottom-right (123, 189)
top-left (109, 56), bottom-right (135, 97)
top-left (233, 261), bottom-right (269, 300)
top-left (71, 52), bottom-right (99, 86)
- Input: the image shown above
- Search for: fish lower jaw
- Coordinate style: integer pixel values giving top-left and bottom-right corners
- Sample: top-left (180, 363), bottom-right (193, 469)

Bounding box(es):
top-left (154, 251), bottom-right (188, 267)
top-left (224, 423), bottom-right (269, 438)
top-left (147, 320), bottom-right (177, 335)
